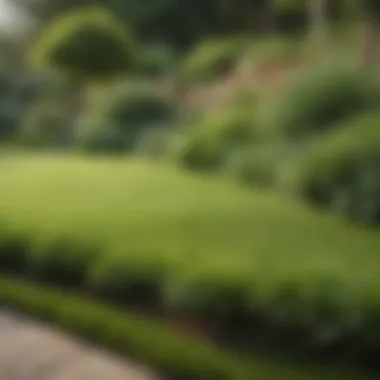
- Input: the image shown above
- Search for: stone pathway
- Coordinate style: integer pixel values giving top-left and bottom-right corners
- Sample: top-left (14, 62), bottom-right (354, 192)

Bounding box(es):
top-left (0, 309), bottom-right (160, 380)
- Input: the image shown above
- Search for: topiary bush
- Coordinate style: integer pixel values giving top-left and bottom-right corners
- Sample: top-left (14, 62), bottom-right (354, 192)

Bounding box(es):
top-left (288, 112), bottom-right (380, 225)
top-left (265, 63), bottom-right (380, 139)
top-left (175, 108), bottom-right (256, 170)
top-left (97, 81), bottom-right (177, 150)
top-left (31, 7), bottom-right (134, 81)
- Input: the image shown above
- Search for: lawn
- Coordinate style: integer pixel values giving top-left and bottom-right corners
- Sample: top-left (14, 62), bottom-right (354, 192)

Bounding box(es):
top-left (0, 153), bottom-right (380, 371)
top-left (0, 153), bottom-right (378, 281)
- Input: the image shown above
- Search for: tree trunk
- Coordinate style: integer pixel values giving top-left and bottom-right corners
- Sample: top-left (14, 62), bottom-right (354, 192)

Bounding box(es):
top-left (308, 0), bottom-right (328, 47)
top-left (358, 18), bottom-right (379, 67)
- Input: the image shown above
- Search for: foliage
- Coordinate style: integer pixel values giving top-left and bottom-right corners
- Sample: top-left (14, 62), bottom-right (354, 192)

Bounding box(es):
top-left (31, 7), bottom-right (134, 81)
top-left (288, 112), bottom-right (380, 225)
top-left (180, 38), bottom-right (248, 83)
top-left (74, 116), bottom-right (126, 153)
top-left (175, 108), bottom-right (256, 170)
top-left (93, 81), bottom-right (176, 150)
top-left (18, 100), bottom-right (69, 147)
top-left (1, 276), bottom-right (371, 380)
top-left (264, 63), bottom-right (380, 138)
top-left (225, 142), bottom-right (302, 188)
top-left (243, 36), bottom-right (301, 69)
top-left (136, 128), bottom-right (178, 159)
top-left (135, 44), bottom-right (176, 77)
top-left (0, 155), bottom-right (380, 367)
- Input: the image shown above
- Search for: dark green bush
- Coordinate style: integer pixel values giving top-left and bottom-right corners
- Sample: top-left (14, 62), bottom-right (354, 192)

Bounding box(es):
top-left (87, 254), bottom-right (172, 309)
top-left (180, 37), bottom-right (248, 83)
top-left (31, 7), bottom-right (134, 81)
top-left (28, 237), bottom-right (97, 287)
top-left (84, 82), bottom-right (177, 150)
top-left (175, 108), bottom-right (256, 170)
top-left (290, 112), bottom-right (380, 224)
top-left (266, 64), bottom-right (380, 138)
top-left (0, 224), bottom-right (31, 273)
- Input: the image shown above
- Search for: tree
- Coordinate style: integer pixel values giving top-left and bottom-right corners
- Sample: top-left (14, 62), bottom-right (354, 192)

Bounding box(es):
top-left (30, 6), bottom-right (134, 121)
top-left (359, 0), bottom-right (380, 66)
top-left (307, 0), bottom-right (328, 46)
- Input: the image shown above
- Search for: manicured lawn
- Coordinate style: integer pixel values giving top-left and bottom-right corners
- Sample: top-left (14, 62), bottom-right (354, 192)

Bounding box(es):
top-left (0, 153), bottom-right (378, 284)
top-left (0, 153), bottom-right (380, 373)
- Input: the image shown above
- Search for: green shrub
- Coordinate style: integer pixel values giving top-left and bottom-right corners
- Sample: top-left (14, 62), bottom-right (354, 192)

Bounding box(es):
top-left (136, 128), bottom-right (177, 159)
top-left (175, 108), bottom-right (256, 170)
top-left (31, 7), bottom-right (134, 81)
top-left (28, 237), bottom-right (98, 287)
top-left (135, 44), bottom-right (176, 77)
top-left (265, 64), bottom-right (380, 138)
top-left (226, 142), bottom-right (302, 188)
top-left (74, 116), bottom-right (127, 153)
top-left (18, 101), bottom-right (70, 147)
top-left (0, 224), bottom-right (31, 273)
top-left (289, 112), bottom-right (380, 224)
top-left (180, 37), bottom-right (248, 83)
top-left (90, 81), bottom-right (177, 150)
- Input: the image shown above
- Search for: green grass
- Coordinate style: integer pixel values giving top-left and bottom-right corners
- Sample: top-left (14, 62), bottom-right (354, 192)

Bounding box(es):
top-left (1, 153), bottom-right (378, 277)
top-left (0, 153), bottom-right (380, 363)
top-left (0, 275), bottom-right (375, 380)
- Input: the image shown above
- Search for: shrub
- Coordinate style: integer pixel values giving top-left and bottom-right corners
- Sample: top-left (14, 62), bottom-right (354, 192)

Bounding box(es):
top-left (265, 63), bottom-right (380, 138)
top-left (289, 112), bottom-right (380, 224)
top-left (135, 128), bottom-right (177, 159)
top-left (135, 44), bottom-right (176, 77)
top-left (180, 37), bottom-right (248, 83)
top-left (226, 142), bottom-right (303, 188)
top-left (28, 237), bottom-right (98, 287)
top-left (175, 108), bottom-right (256, 170)
top-left (18, 101), bottom-right (70, 147)
top-left (74, 116), bottom-right (127, 153)
top-left (31, 7), bottom-right (134, 81)
top-left (95, 81), bottom-right (177, 149)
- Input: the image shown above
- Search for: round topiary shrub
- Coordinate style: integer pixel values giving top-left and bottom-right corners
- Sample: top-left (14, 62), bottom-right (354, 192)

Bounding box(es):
top-left (31, 7), bottom-right (134, 81)
top-left (175, 108), bottom-right (256, 171)
top-left (289, 112), bottom-right (380, 225)
top-left (99, 81), bottom-right (177, 149)
top-left (265, 63), bottom-right (380, 139)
